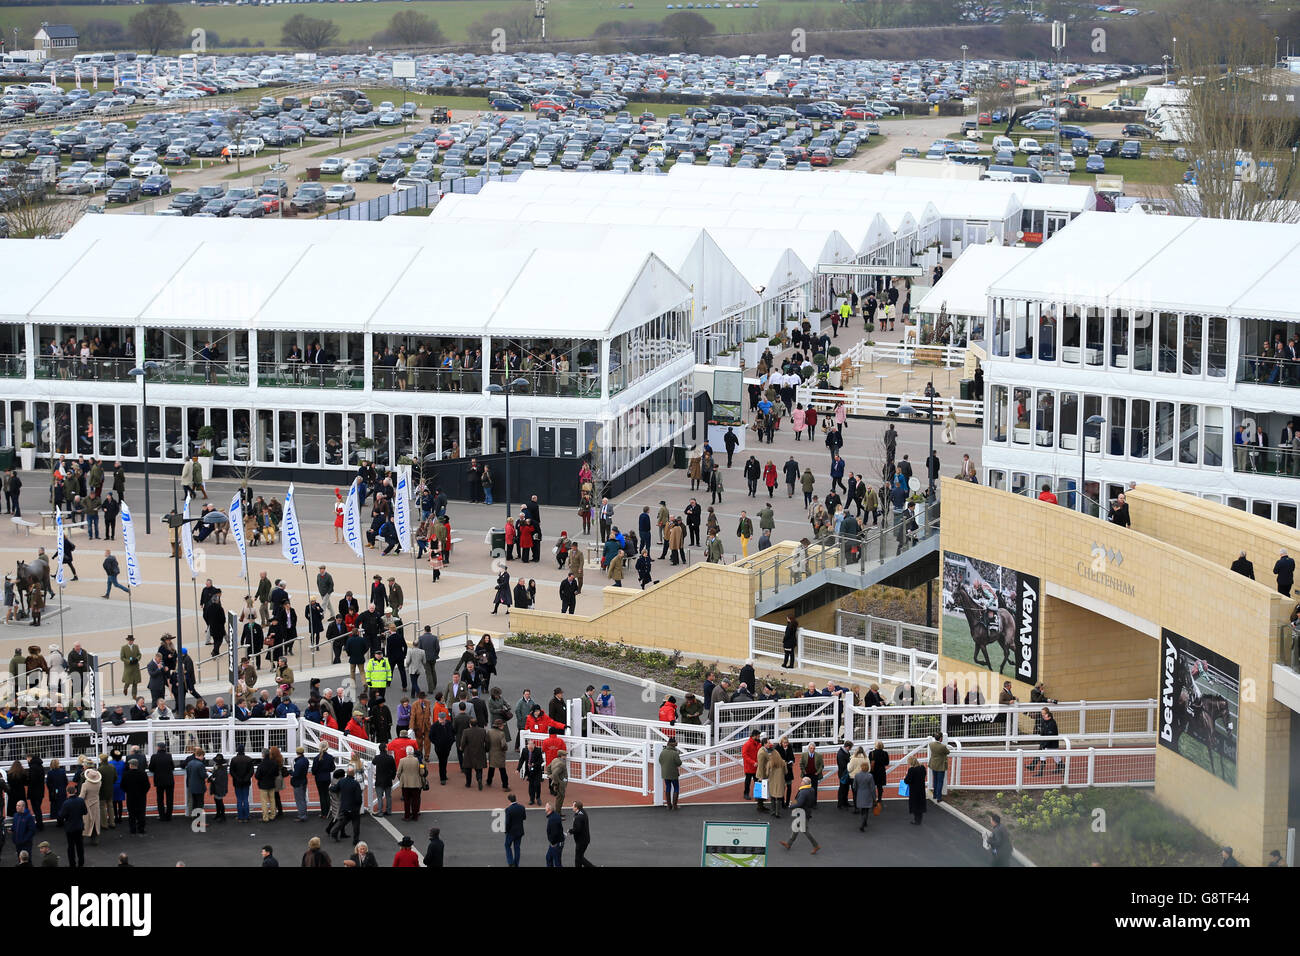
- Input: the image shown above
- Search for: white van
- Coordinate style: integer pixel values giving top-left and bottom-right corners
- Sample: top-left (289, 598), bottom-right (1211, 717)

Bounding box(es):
top-left (992, 135), bottom-right (1014, 152)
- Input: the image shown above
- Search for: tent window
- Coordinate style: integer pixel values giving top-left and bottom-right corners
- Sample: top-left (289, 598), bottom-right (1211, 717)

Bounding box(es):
top-left (1207, 317), bottom-right (1226, 377)
top-left (989, 384), bottom-right (1008, 442)
top-left (1130, 399), bottom-right (1150, 460)
top-left (1059, 392), bottom-right (1079, 451)
top-left (1183, 314), bottom-right (1203, 375)
top-left (1133, 312), bottom-right (1153, 371)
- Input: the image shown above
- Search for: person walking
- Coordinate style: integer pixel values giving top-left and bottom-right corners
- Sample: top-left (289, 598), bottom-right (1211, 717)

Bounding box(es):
top-left (853, 761), bottom-right (876, 830)
top-left (569, 801), bottom-right (594, 867)
top-left (1276, 548), bottom-right (1296, 597)
top-left (397, 746), bottom-right (425, 820)
top-left (869, 741), bottom-right (890, 808)
top-left (658, 738), bottom-right (681, 809)
top-left (503, 792), bottom-right (525, 866)
top-left (904, 755), bottom-right (928, 824)
top-left (779, 777), bottom-right (820, 855)
top-left (782, 613), bottom-right (798, 668)
top-left (101, 550), bottom-right (129, 599)
top-left (544, 802), bottom-right (565, 867)
top-left (987, 812), bottom-right (1013, 866)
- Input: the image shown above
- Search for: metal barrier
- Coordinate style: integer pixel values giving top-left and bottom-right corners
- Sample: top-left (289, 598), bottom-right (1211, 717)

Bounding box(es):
top-left (0, 722), bottom-right (99, 764)
top-left (798, 385), bottom-right (982, 425)
top-left (299, 717), bottom-right (379, 811)
top-left (320, 172), bottom-right (524, 222)
top-left (713, 696), bottom-right (842, 747)
top-left (521, 729), bottom-right (649, 795)
top-left (586, 712), bottom-right (711, 752)
top-left (836, 609), bottom-right (938, 655)
top-left (750, 620), bottom-right (940, 697)
top-left (949, 742), bottom-right (1156, 790)
top-left (847, 699), bottom-right (1157, 749)
top-left (845, 340), bottom-right (968, 370)
top-left (661, 733), bottom-right (749, 799)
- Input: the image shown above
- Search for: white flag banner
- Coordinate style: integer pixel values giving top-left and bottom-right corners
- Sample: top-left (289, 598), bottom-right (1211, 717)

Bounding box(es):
top-left (121, 502), bottom-right (142, 588)
top-left (229, 491), bottom-right (247, 578)
top-left (281, 483), bottom-right (305, 567)
top-left (394, 470), bottom-right (411, 553)
top-left (181, 497), bottom-right (197, 579)
top-left (54, 509), bottom-right (65, 588)
top-left (343, 478), bottom-right (363, 558)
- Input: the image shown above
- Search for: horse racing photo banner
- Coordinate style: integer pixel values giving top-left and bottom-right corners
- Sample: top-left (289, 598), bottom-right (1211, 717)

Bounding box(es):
top-left (941, 551), bottom-right (1041, 684)
top-left (1158, 628), bottom-right (1240, 788)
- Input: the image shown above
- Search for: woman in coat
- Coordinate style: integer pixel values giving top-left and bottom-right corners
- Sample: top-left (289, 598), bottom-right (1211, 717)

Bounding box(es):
top-left (760, 742), bottom-right (788, 813)
top-left (301, 835), bottom-right (332, 867)
top-left (45, 758), bottom-right (68, 817)
top-left (209, 753), bottom-right (229, 820)
top-left (904, 754), bottom-right (928, 824)
top-left (513, 578), bottom-right (531, 609)
top-left (775, 736), bottom-right (795, 809)
top-left (517, 519), bottom-right (535, 564)
top-left (492, 569), bottom-right (512, 615)
top-left (7, 760), bottom-right (26, 817)
top-left (503, 518), bottom-right (516, 561)
top-left (81, 763), bottom-right (102, 844)
top-left (792, 404), bottom-right (806, 441)
top-left (763, 461), bottom-right (778, 497)
top-left (608, 550), bottom-right (625, 586)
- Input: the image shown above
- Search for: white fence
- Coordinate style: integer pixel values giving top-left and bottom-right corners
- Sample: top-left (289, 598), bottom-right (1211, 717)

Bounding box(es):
top-left (845, 340), bottom-right (968, 370)
top-left (299, 718), bottom-right (379, 810)
top-left (586, 713), bottom-right (711, 752)
top-left (835, 610), bottom-right (938, 655)
top-left (521, 730), bottom-right (650, 795)
top-left (947, 740), bottom-right (1157, 790)
top-left (799, 385), bottom-right (982, 425)
top-left (661, 734), bottom-right (749, 800)
top-left (847, 699), bottom-right (1156, 749)
top-left (750, 621), bottom-right (940, 698)
top-left (713, 695), bottom-right (843, 747)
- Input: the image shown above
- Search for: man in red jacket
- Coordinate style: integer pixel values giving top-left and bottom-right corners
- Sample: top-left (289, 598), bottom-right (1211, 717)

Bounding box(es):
top-left (541, 727), bottom-right (566, 769)
top-left (392, 834), bottom-right (419, 867)
top-left (741, 729), bottom-right (762, 804)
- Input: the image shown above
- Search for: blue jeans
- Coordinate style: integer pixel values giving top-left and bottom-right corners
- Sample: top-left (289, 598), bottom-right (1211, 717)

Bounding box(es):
top-left (484, 487), bottom-right (493, 505)
top-left (86, 514), bottom-right (99, 538)
top-left (235, 786), bottom-right (250, 820)
top-left (294, 782), bottom-right (309, 820)
top-left (546, 840), bottom-right (565, 867)
top-left (504, 834), bottom-right (521, 866)
top-left (375, 787), bottom-right (391, 815)
top-left (104, 574), bottom-right (129, 597)
top-left (931, 769), bottom-right (946, 802)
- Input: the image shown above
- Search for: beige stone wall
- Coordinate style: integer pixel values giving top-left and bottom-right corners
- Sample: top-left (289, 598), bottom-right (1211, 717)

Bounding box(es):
top-left (939, 477), bottom-right (1292, 865)
top-left (509, 560), bottom-right (757, 661)
top-left (1039, 598), bottom-right (1161, 704)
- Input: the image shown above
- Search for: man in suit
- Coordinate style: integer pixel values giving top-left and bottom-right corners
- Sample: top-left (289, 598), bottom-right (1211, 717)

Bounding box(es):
top-left (1230, 551), bottom-right (1255, 579)
top-left (545, 801), bottom-right (565, 867)
top-left (503, 792), bottom-right (526, 866)
top-left (459, 718), bottom-right (488, 790)
top-left (684, 499), bottom-right (702, 548)
top-left (1275, 548), bottom-right (1296, 597)
top-left (335, 767), bottom-right (363, 844)
top-left (569, 801), bottom-right (594, 867)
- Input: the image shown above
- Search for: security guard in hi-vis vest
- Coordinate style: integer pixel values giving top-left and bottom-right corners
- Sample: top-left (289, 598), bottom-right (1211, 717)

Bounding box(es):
top-left (365, 650), bottom-right (393, 705)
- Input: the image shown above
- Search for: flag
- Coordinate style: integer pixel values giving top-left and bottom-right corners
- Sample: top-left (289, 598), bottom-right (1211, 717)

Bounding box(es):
top-left (342, 478), bottom-right (363, 558)
top-left (181, 497), bottom-right (196, 579)
top-left (394, 470), bottom-right (411, 553)
top-left (54, 509), bottom-right (65, 588)
top-left (229, 491), bottom-right (247, 578)
top-left (281, 483), bottom-right (305, 567)
top-left (121, 502), bottom-right (141, 588)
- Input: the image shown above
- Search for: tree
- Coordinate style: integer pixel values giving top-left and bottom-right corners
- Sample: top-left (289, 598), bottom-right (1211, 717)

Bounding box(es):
top-left (281, 14), bottom-right (340, 52)
top-left (5, 189), bottom-right (84, 239)
top-left (128, 4), bottom-right (184, 56)
top-left (383, 10), bottom-right (446, 47)
top-left (81, 18), bottom-right (129, 52)
top-left (662, 10), bottom-right (715, 51)
top-left (222, 113), bottom-right (248, 175)
top-left (1167, 8), bottom-right (1300, 222)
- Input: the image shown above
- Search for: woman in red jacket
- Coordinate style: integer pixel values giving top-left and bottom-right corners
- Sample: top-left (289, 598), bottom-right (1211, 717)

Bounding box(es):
top-left (763, 461), bottom-right (778, 498)
top-left (805, 405), bottom-right (818, 432)
top-left (518, 518), bottom-right (535, 564)
top-left (503, 517), bottom-right (516, 561)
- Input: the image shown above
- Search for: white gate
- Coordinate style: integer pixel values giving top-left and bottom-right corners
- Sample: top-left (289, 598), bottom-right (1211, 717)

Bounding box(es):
top-left (587, 713), bottom-right (711, 752)
top-left (714, 696), bottom-right (842, 746)
top-left (521, 730), bottom-right (649, 795)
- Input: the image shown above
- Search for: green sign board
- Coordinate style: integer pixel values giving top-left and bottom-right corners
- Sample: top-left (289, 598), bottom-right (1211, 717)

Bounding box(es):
top-left (701, 821), bottom-right (769, 868)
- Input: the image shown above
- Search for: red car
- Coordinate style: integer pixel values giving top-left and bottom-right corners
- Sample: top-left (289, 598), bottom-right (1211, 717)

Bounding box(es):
top-left (810, 148), bottom-right (832, 167)
top-left (533, 99), bottom-right (567, 112)
top-left (844, 106), bottom-right (880, 120)
top-left (434, 133), bottom-right (456, 149)
top-left (260, 196), bottom-right (280, 214)
top-left (978, 111), bottom-right (992, 125)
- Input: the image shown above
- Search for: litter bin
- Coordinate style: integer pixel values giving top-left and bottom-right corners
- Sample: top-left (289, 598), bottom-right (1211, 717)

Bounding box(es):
top-left (0, 447), bottom-right (13, 470)
top-left (959, 378), bottom-right (973, 401)
top-left (489, 528), bottom-right (505, 554)
top-left (673, 446), bottom-right (687, 469)
top-left (305, 166), bottom-right (321, 182)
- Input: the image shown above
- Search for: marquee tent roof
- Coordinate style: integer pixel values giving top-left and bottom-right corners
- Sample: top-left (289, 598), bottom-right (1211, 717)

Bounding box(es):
top-left (913, 244), bottom-right (1035, 317)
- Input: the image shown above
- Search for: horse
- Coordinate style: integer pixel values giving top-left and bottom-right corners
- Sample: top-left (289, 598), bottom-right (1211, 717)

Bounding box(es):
top-left (13, 558), bottom-right (49, 614)
top-left (1187, 693), bottom-right (1233, 780)
top-left (955, 584), bottom-right (1016, 674)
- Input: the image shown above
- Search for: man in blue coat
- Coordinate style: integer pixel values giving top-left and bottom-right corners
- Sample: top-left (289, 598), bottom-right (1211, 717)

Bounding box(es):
top-left (503, 792), bottom-right (526, 867)
top-left (56, 784), bottom-right (88, 867)
top-left (12, 800), bottom-right (36, 859)
top-left (544, 801), bottom-right (565, 867)
top-left (335, 767), bottom-right (363, 845)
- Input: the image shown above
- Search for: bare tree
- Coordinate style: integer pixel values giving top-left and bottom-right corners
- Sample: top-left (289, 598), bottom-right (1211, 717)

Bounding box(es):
top-left (4, 190), bottom-right (84, 239)
top-left (382, 10), bottom-right (447, 47)
top-left (662, 10), bottom-right (715, 51)
top-left (281, 14), bottom-right (340, 52)
top-left (129, 4), bottom-right (184, 56)
top-left (222, 113), bottom-right (248, 175)
top-left (1167, 13), bottom-right (1300, 222)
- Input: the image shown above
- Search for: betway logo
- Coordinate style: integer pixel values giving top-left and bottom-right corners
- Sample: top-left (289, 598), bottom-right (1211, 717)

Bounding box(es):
top-left (49, 888), bottom-right (151, 936)
top-left (1161, 636), bottom-right (1177, 743)
top-left (1017, 578), bottom-right (1037, 679)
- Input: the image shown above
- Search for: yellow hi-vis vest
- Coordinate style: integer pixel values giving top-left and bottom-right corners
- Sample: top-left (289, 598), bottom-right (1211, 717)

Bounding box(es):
top-left (364, 657), bottom-right (392, 688)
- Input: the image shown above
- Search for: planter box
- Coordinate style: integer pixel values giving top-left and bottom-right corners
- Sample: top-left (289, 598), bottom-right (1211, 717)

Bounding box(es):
top-left (199, 455), bottom-right (214, 481)
top-left (18, 447), bottom-right (34, 471)
top-left (742, 340), bottom-right (764, 369)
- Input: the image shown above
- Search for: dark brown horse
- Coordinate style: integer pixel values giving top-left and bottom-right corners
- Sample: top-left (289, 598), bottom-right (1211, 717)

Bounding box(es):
top-left (14, 558), bottom-right (48, 612)
top-left (955, 585), bottom-right (1016, 674)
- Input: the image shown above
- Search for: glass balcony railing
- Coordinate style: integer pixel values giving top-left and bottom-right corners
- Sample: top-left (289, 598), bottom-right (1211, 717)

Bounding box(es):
top-left (256, 361), bottom-right (360, 389)
top-left (1232, 442), bottom-right (1300, 478)
top-left (373, 364), bottom-right (484, 393)
top-left (1279, 622), bottom-right (1299, 673)
top-left (29, 355), bottom-right (253, 385)
top-left (1238, 354), bottom-right (1300, 388)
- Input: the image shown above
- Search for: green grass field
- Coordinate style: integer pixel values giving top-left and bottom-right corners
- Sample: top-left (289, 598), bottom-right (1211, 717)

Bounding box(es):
top-left (941, 610), bottom-right (1018, 678)
top-left (0, 0), bottom-right (849, 51)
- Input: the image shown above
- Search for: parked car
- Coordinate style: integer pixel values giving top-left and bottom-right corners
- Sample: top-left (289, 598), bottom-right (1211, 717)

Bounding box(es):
top-left (140, 174), bottom-right (171, 196)
top-left (290, 184), bottom-right (327, 213)
top-left (1122, 123), bottom-right (1154, 138)
top-left (342, 163), bottom-right (370, 182)
top-left (106, 178), bottom-right (141, 203)
top-left (325, 183), bottom-right (355, 203)
top-left (1119, 140), bottom-right (1141, 159)
top-left (1085, 154), bottom-right (1106, 173)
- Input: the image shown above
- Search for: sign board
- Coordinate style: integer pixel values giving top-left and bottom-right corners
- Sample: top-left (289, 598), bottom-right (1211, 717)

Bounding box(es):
top-left (86, 652), bottom-right (101, 732)
top-left (702, 821), bottom-right (769, 867)
top-left (711, 368), bottom-right (744, 424)
top-left (1095, 174), bottom-right (1125, 194)
top-left (392, 57), bottom-right (416, 80)
top-left (816, 264), bottom-right (924, 277)
top-left (227, 610), bottom-right (239, 690)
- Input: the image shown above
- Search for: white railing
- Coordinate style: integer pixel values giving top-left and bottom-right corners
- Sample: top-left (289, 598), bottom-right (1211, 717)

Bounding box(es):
top-left (750, 621), bottom-right (940, 697)
top-left (847, 340), bottom-right (968, 369)
top-left (0, 721), bottom-right (100, 765)
top-left (661, 733), bottom-right (749, 799)
top-left (521, 730), bottom-right (650, 795)
top-left (835, 609), bottom-right (938, 655)
top-left (586, 713), bottom-right (711, 752)
top-left (798, 385), bottom-right (982, 425)
top-left (97, 717), bottom-right (297, 765)
top-left (948, 741), bottom-right (1156, 790)
top-left (299, 718), bottom-right (379, 811)
top-left (846, 700), bottom-right (1157, 749)
top-left (713, 695), bottom-right (843, 747)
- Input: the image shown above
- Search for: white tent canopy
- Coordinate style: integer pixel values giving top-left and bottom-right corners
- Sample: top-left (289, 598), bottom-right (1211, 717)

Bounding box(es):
top-left (914, 244), bottom-right (1035, 318)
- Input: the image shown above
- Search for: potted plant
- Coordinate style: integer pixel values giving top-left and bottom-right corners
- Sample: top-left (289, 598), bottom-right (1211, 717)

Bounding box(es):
top-left (576, 350), bottom-right (595, 370)
top-left (18, 420), bottom-right (34, 471)
top-left (768, 335), bottom-right (783, 348)
top-left (827, 347), bottom-right (843, 388)
top-left (742, 335), bottom-right (764, 369)
top-left (196, 425), bottom-right (216, 480)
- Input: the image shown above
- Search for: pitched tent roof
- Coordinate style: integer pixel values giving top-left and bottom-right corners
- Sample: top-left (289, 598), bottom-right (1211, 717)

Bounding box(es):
top-left (913, 244), bottom-right (1035, 317)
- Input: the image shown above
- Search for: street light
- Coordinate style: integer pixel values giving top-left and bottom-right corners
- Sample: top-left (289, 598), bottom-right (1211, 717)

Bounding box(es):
top-left (1276, 35), bottom-right (1281, 68)
top-left (128, 361), bottom-right (161, 535)
top-left (1162, 54), bottom-right (1171, 85)
top-left (487, 377), bottom-right (530, 525)
top-left (896, 375), bottom-right (939, 498)
top-left (1081, 413), bottom-right (1105, 516)
top-left (163, 481), bottom-right (226, 715)
top-left (961, 44), bottom-right (969, 82)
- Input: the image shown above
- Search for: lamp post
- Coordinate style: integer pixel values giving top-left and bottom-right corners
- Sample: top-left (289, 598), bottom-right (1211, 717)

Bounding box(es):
top-left (1081, 413), bottom-right (1105, 516)
top-left (162, 481), bottom-right (226, 715)
top-left (1276, 35), bottom-right (1281, 68)
top-left (128, 361), bottom-right (161, 535)
top-left (961, 44), bottom-right (969, 82)
top-left (1172, 36), bottom-right (1177, 71)
top-left (1162, 54), bottom-right (1171, 85)
top-left (487, 377), bottom-right (530, 526)
top-left (897, 375), bottom-right (938, 498)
